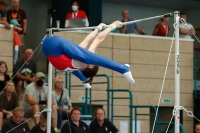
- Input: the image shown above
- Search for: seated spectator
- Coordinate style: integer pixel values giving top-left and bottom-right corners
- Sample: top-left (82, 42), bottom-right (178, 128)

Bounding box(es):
top-left (195, 123), bottom-right (200, 133)
top-left (52, 76), bottom-right (72, 130)
top-left (12, 48), bottom-right (37, 99)
top-left (179, 12), bottom-right (196, 39)
top-left (0, 0), bottom-right (10, 29)
top-left (1, 107), bottom-right (30, 133)
top-left (152, 16), bottom-right (170, 37)
top-left (65, 0), bottom-right (89, 28)
top-left (0, 61), bottom-right (10, 92)
top-left (7, 0), bottom-right (27, 58)
top-left (90, 108), bottom-right (119, 133)
top-left (194, 123), bottom-right (200, 133)
top-left (120, 9), bottom-right (145, 34)
top-left (20, 72), bottom-right (59, 132)
top-left (0, 81), bottom-right (19, 121)
top-left (61, 107), bottom-right (90, 133)
top-left (10, 19), bottom-right (22, 65)
top-left (31, 112), bottom-right (55, 133)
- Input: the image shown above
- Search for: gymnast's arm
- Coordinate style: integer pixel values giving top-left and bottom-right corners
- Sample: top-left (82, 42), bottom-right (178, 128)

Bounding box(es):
top-left (72, 70), bottom-right (87, 82)
top-left (72, 70), bottom-right (91, 88)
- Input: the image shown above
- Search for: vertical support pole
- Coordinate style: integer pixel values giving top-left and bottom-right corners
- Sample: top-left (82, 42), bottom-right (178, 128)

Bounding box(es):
top-left (107, 76), bottom-right (110, 120)
top-left (90, 87), bottom-right (92, 115)
top-left (130, 92), bottom-right (133, 133)
top-left (85, 88), bottom-right (88, 115)
top-left (69, 72), bottom-right (71, 97)
top-left (194, 58), bottom-right (197, 98)
top-left (111, 91), bottom-right (114, 123)
top-left (174, 11), bottom-right (180, 133)
top-left (47, 29), bottom-right (53, 133)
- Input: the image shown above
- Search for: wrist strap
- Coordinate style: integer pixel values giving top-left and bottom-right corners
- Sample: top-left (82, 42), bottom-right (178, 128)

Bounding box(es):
top-left (95, 25), bottom-right (104, 32)
top-left (109, 24), bottom-right (117, 31)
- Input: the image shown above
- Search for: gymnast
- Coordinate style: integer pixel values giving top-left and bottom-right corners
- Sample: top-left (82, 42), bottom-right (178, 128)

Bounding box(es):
top-left (42, 20), bottom-right (135, 88)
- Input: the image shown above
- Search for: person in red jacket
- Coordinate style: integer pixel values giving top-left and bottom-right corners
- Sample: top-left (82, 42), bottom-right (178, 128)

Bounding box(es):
top-left (152, 16), bottom-right (170, 37)
top-left (65, 0), bottom-right (89, 28)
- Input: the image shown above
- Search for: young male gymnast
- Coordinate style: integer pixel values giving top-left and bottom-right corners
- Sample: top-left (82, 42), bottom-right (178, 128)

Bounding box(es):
top-left (42, 21), bottom-right (135, 88)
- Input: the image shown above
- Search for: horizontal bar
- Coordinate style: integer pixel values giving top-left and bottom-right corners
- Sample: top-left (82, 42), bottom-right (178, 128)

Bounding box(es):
top-left (112, 97), bottom-right (130, 99)
top-left (130, 105), bottom-right (156, 108)
top-left (81, 115), bottom-right (92, 118)
top-left (121, 12), bottom-right (174, 26)
top-left (91, 82), bottom-right (108, 84)
top-left (91, 100), bottom-right (107, 102)
top-left (70, 85), bottom-right (83, 87)
top-left (50, 12), bottom-right (174, 32)
top-left (137, 114), bottom-right (155, 116)
top-left (112, 116), bottom-right (130, 118)
top-left (156, 122), bottom-right (175, 124)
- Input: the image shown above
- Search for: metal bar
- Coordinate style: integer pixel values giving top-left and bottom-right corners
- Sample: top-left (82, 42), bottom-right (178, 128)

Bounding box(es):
top-left (70, 85), bottom-right (83, 87)
top-left (194, 58), bottom-right (197, 98)
top-left (91, 82), bottom-right (108, 84)
top-left (112, 116), bottom-right (130, 118)
top-left (50, 13), bottom-right (173, 32)
top-left (174, 11), bottom-right (180, 133)
top-left (106, 75), bottom-right (110, 120)
top-left (46, 29), bottom-right (53, 133)
top-left (89, 88), bottom-right (92, 115)
top-left (111, 91), bottom-right (114, 123)
top-left (85, 88), bottom-right (88, 115)
top-left (112, 97), bottom-right (130, 99)
top-left (137, 114), bottom-right (156, 116)
top-left (91, 100), bottom-right (108, 102)
top-left (135, 108), bottom-right (137, 133)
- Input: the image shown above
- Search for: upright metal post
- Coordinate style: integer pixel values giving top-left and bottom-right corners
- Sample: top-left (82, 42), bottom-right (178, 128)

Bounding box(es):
top-left (174, 11), bottom-right (180, 133)
top-left (47, 29), bottom-right (53, 133)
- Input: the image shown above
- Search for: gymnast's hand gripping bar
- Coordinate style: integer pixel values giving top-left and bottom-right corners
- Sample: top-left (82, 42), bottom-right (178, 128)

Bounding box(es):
top-left (49, 12), bottom-right (175, 32)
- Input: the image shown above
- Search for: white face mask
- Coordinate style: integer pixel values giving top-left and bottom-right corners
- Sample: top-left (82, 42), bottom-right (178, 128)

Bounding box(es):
top-left (72, 5), bottom-right (78, 11)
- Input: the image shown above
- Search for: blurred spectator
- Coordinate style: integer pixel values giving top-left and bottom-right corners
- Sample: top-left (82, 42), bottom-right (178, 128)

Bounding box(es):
top-left (61, 107), bottom-right (90, 133)
top-left (0, 81), bottom-right (19, 130)
top-left (1, 107), bottom-right (30, 133)
top-left (52, 76), bottom-right (72, 130)
top-left (120, 9), bottom-right (145, 34)
top-left (12, 48), bottom-right (37, 99)
top-left (0, 61), bottom-right (10, 92)
top-left (0, 0), bottom-right (10, 29)
top-left (65, 0), bottom-right (89, 28)
top-left (195, 123), bottom-right (200, 133)
top-left (90, 108), bottom-right (119, 133)
top-left (179, 12), bottom-right (196, 39)
top-left (10, 19), bottom-right (22, 64)
top-left (21, 72), bottom-right (59, 132)
top-left (152, 16), bottom-right (170, 37)
top-left (7, 0), bottom-right (27, 57)
top-left (31, 112), bottom-right (55, 133)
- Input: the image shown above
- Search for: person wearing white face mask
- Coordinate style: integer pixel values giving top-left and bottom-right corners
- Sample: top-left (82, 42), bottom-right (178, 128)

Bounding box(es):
top-left (65, 0), bottom-right (89, 28)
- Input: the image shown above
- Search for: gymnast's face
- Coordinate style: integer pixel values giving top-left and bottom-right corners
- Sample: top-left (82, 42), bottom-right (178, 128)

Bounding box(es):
top-left (80, 64), bottom-right (94, 70)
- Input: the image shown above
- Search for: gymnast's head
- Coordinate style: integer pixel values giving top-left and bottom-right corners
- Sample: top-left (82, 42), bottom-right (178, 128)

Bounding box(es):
top-left (81, 65), bottom-right (99, 83)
